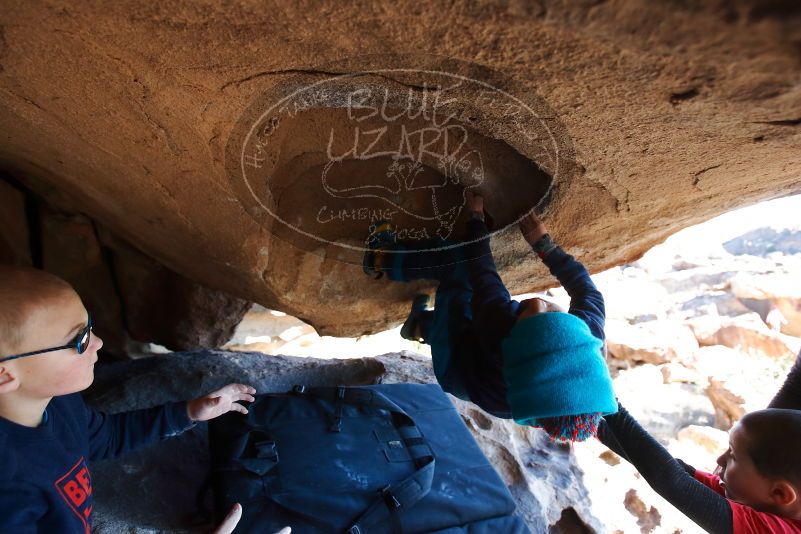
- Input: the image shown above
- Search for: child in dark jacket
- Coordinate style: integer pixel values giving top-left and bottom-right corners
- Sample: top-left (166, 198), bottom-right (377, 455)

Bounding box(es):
top-left (364, 191), bottom-right (616, 441)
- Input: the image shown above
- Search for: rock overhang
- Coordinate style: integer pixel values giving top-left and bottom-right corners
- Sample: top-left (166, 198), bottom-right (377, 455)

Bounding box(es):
top-left (0, 3), bottom-right (799, 336)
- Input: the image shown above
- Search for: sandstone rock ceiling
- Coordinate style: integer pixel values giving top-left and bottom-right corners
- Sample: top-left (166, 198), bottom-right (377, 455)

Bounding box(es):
top-left (1, 1), bottom-right (799, 335)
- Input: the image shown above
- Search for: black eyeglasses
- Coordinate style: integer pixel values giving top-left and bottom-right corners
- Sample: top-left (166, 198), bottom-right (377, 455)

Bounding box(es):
top-left (0, 313), bottom-right (93, 363)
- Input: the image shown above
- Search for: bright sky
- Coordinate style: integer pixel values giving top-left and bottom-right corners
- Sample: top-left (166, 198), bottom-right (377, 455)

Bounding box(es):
top-left (663, 193), bottom-right (801, 249)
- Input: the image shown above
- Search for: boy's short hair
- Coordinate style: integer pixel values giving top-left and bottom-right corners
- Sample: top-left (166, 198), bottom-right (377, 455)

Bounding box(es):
top-left (740, 408), bottom-right (801, 490)
top-left (0, 265), bottom-right (73, 355)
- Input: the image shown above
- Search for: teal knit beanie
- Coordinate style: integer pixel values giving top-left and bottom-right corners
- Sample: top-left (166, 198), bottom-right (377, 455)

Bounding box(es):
top-left (501, 311), bottom-right (618, 440)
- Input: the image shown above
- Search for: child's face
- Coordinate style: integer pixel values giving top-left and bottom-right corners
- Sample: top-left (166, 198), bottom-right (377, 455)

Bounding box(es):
top-left (3, 288), bottom-right (103, 398)
top-left (716, 422), bottom-right (780, 509)
top-left (516, 297), bottom-right (565, 322)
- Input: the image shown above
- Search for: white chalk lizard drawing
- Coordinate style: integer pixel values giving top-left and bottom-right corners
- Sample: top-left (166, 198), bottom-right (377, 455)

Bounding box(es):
top-left (320, 122), bottom-right (485, 240)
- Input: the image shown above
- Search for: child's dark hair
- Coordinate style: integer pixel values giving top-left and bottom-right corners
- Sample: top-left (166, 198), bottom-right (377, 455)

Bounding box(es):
top-left (740, 408), bottom-right (801, 489)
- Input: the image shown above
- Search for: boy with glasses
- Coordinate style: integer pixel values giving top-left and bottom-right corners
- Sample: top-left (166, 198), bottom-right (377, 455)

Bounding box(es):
top-left (0, 266), bottom-right (259, 533)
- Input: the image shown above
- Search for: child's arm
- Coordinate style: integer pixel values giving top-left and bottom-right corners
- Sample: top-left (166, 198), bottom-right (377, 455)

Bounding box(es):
top-left (520, 213), bottom-right (605, 341)
top-left (598, 404), bottom-right (734, 534)
top-left (769, 349), bottom-right (801, 410)
top-left (85, 400), bottom-right (196, 461)
top-left (537, 242), bottom-right (605, 341)
top-left (86, 383), bottom-right (255, 461)
top-left (463, 192), bottom-right (520, 340)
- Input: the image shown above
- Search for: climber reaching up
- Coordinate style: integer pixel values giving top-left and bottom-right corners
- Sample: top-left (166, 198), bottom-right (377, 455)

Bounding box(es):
top-left (363, 190), bottom-right (617, 441)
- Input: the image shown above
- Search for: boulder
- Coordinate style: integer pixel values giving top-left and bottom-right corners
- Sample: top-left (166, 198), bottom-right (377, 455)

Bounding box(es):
top-left (0, 178), bottom-right (31, 267)
top-left (729, 272), bottom-right (801, 337)
top-left (676, 425), bottom-right (729, 456)
top-left (623, 489), bottom-right (662, 534)
top-left (224, 305), bottom-right (324, 355)
top-left (657, 268), bottom-right (737, 294)
top-left (659, 362), bottom-right (702, 384)
top-left (587, 267), bottom-right (671, 324)
top-left (39, 206), bottom-right (128, 357)
top-left (0, 181), bottom-right (252, 356)
top-left (723, 227), bottom-right (801, 257)
top-left (97, 226), bottom-right (252, 351)
top-left (666, 424), bottom-right (729, 473)
top-left (691, 345), bottom-right (788, 430)
top-left (84, 350), bottom-right (604, 533)
top-left (612, 364), bottom-right (715, 442)
top-left (606, 320), bottom-right (699, 365)
top-left (701, 346), bottom-right (799, 430)
top-left (706, 379), bottom-right (747, 430)
top-left (1, 2), bottom-right (800, 335)
top-left (574, 429), bottom-right (718, 534)
top-left (226, 305), bottom-right (315, 343)
top-left (679, 291), bottom-right (752, 318)
top-left (687, 313), bottom-right (796, 358)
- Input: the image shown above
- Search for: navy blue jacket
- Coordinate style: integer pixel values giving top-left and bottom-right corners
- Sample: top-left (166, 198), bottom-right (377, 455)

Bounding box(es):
top-left (453, 218), bottom-right (606, 417)
top-left (0, 393), bottom-right (194, 533)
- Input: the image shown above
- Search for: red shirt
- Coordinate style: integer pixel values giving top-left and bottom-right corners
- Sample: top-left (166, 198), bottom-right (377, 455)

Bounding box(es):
top-left (694, 470), bottom-right (801, 534)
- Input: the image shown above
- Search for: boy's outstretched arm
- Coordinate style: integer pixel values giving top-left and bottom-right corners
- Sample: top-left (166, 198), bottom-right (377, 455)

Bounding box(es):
top-left (85, 399), bottom-right (195, 462)
top-left (520, 212), bottom-right (605, 341)
top-left (598, 404), bottom-right (734, 534)
top-left (86, 383), bottom-right (255, 461)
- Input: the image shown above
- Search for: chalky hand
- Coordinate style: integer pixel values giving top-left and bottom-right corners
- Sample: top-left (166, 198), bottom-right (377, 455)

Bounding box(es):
top-left (187, 383), bottom-right (256, 422)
